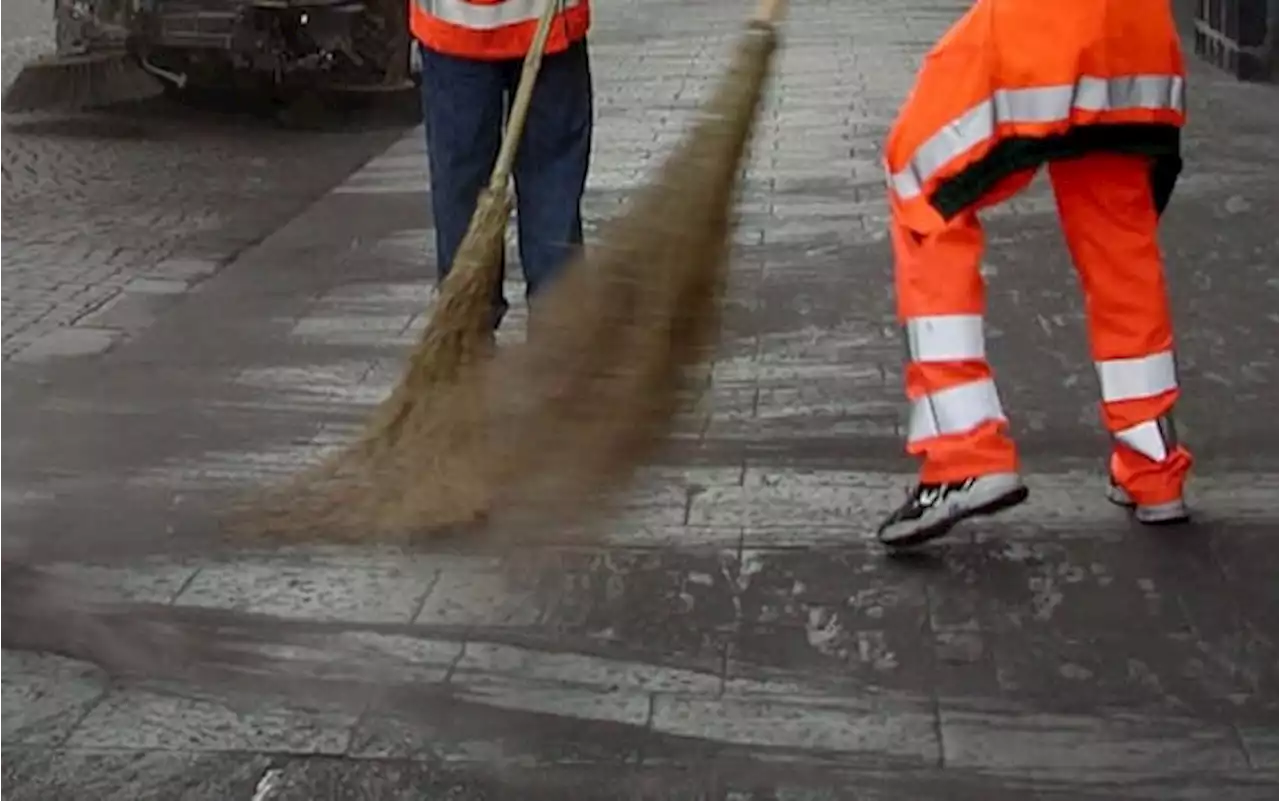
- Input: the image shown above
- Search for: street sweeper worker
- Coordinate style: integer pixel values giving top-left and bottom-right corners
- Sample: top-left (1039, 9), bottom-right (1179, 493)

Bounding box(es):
top-left (875, 0), bottom-right (1193, 548)
top-left (410, 0), bottom-right (593, 329)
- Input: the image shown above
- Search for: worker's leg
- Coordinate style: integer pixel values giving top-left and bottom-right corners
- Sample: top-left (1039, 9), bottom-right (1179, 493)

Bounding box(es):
top-left (1048, 153), bottom-right (1192, 523)
top-left (878, 171), bottom-right (1036, 547)
top-left (419, 43), bottom-right (508, 328)
top-left (510, 38), bottom-right (593, 314)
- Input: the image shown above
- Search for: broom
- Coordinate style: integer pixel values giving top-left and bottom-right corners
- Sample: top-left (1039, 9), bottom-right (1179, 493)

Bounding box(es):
top-left (242, 0), bottom-right (788, 543)
top-left (243, 0), bottom-right (571, 537)
top-left (470, 0), bottom-right (787, 540)
top-left (2, 3), bottom-right (164, 114)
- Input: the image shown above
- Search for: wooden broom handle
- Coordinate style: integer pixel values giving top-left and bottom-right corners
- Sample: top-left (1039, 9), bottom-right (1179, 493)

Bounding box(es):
top-left (488, 0), bottom-right (562, 192)
top-left (751, 0), bottom-right (788, 25)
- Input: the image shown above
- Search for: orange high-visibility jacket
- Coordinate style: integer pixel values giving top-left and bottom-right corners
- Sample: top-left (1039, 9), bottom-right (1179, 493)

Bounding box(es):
top-left (410, 0), bottom-right (591, 60)
top-left (885, 0), bottom-right (1187, 235)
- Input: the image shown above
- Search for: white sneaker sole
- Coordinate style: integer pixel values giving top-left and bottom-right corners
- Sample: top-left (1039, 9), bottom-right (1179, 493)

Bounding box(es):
top-left (1106, 484), bottom-right (1190, 525)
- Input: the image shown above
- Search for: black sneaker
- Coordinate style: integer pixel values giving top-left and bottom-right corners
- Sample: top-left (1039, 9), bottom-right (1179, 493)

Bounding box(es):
top-left (877, 472), bottom-right (1029, 549)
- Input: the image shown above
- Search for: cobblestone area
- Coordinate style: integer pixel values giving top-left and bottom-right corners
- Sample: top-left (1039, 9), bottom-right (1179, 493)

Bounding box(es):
top-left (2, 0), bottom-right (1277, 798)
top-left (2, 106), bottom-right (403, 360)
top-left (0, 0), bottom-right (401, 358)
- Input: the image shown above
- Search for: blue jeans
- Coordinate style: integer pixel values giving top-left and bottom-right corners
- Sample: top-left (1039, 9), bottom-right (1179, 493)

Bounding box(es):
top-left (419, 40), bottom-right (593, 328)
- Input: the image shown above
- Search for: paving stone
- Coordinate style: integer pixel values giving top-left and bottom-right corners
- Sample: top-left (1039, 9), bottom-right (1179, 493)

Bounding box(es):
top-left (174, 557), bottom-right (433, 624)
top-left (2, 0), bottom-right (1276, 796)
top-left (42, 559), bottom-right (200, 604)
top-left (74, 291), bottom-right (169, 330)
top-left (1, 652), bottom-right (107, 747)
top-left (414, 558), bottom-right (546, 627)
top-left (1, 748), bottom-right (269, 801)
top-left (122, 278), bottom-right (191, 295)
top-left (454, 641), bottom-right (721, 697)
top-left (939, 707), bottom-right (1252, 781)
top-left (65, 688), bottom-right (355, 753)
top-left (9, 326), bottom-right (120, 362)
top-left (650, 692), bottom-right (940, 762)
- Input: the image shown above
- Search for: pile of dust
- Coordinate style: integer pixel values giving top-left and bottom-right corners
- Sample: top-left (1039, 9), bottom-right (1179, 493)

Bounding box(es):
top-left (238, 23), bottom-right (779, 547)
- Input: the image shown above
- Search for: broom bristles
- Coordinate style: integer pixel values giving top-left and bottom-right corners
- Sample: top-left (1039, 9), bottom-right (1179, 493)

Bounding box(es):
top-left (243, 190), bottom-right (511, 541)
top-left (2, 51), bottom-right (163, 114)
top-left (476, 24), bottom-right (778, 537)
top-left (237, 21), bottom-right (781, 545)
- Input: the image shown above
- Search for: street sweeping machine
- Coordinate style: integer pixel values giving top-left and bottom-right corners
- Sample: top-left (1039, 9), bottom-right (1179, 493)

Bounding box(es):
top-left (2, 0), bottom-right (416, 114)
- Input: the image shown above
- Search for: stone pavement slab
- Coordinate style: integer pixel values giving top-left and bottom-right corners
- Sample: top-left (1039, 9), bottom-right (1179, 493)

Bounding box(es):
top-left (3, 0), bottom-right (1277, 798)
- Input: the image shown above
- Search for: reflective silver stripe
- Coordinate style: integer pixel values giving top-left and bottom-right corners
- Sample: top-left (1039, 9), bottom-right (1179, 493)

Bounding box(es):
top-left (1116, 421), bottom-right (1168, 461)
top-left (890, 74), bottom-right (1186, 201)
top-left (1096, 350), bottom-right (1178, 403)
top-left (907, 378), bottom-right (1007, 443)
top-left (1115, 420), bottom-right (1168, 462)
top-left (905, 314), bottom-right (985, 363)
top-left (1115, 413), bottom-right (1178, 462)
top-left (419, 0), bottom-right (579, 30)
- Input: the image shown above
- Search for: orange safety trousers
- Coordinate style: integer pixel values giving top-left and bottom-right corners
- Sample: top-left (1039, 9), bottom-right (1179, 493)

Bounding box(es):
top-left (892, 152), bottom-right (1192, 504)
